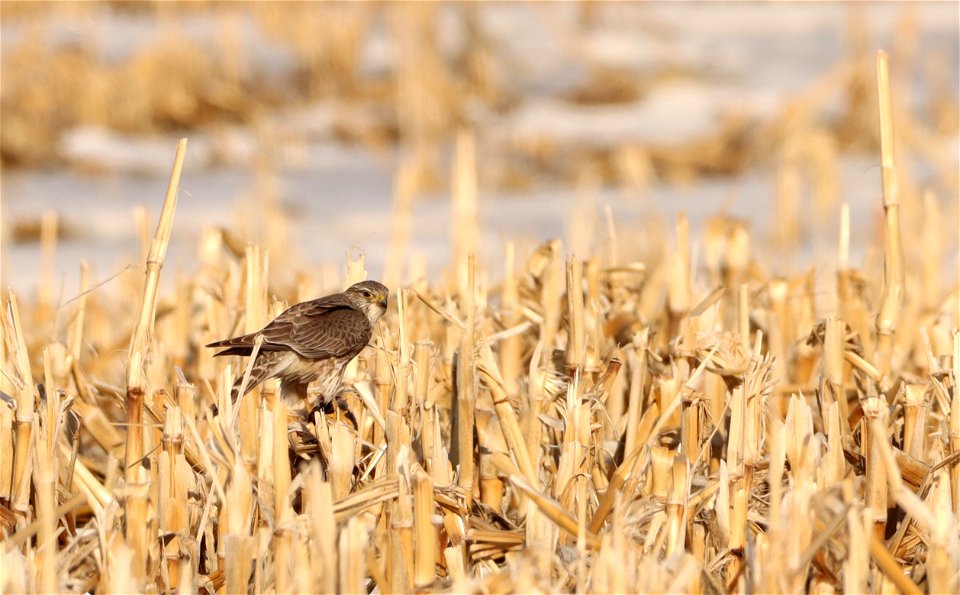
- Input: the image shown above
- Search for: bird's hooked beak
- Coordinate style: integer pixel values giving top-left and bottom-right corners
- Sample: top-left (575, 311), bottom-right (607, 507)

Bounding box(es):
top-left (378, 294), bottom-right (388, 309)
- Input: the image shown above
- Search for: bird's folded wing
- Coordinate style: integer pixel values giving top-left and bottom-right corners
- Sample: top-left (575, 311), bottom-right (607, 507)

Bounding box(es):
top-left (260, 304), bottom-right (372, 359)
top-left (207, 295), bottom-right (358, 355)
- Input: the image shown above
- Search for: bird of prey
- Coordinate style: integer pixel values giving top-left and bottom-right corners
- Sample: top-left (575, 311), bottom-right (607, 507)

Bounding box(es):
top-left (206, 280), bottom-right (388, 411)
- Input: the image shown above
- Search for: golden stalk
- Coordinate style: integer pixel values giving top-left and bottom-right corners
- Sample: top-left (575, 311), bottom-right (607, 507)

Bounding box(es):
top-left (5, 293), bottom-right (35, 514)
top-left (395, 288), bottom-right (410, 414)
top-left (36, 210), bottom-right (57, 323)
top-left (667, 213), bottom-right (690, 338)
top-left (126, 136), bottom-right (187, 470)
top-left (624, 330), bottom-right (649, 458)
top-left (123, 138), bottom-right (188, 586)
top-left (68, 260), bottom-right (89, 362)
top-left (500, 242), bottom-right (522, 399)
top-left (453, 254), bottom-right (476, 502)
top-left (565, 256), bottom-right (585, 375)
top-left (874, 50), bottom-right (904, 378)
top-left (384, 410), bottom-right (413, 592)
top-left (862, 396), bottom-right (889, 541)
top-left (241, 246), bottom-right (268, 459)
top-left (413, 469), bottom-right (436, 589)
top-left (33, 437), bottom-right (57, 592)
top-left (665, 454), bottom-right (688, 556)
top-left (272, 393), bottom-right (292, 591)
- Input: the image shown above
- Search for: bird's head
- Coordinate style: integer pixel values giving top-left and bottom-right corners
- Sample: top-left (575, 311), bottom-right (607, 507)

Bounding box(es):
top-left (346, 280), bottom-right (389, 323)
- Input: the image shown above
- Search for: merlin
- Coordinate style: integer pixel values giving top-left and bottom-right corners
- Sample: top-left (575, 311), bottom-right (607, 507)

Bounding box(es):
top-left (207, 280), bottom-right (388, 411)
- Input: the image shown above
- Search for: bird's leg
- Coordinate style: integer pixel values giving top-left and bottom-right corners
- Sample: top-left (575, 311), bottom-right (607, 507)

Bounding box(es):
top-left (310, 390), bottom-right (358, 430)
top-left (336, 390), bottom-right (358, 429)
top-left (332, 394), bottom-right (343, 423)
top-left (334, 395), bottom-right (348, 420)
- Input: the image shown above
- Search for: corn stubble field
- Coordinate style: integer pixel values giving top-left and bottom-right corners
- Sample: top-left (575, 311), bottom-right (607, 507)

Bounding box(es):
top-left (2, 6), bottom-right (960, 595)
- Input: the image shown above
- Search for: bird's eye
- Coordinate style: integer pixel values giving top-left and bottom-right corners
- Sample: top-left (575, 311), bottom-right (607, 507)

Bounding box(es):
top-left (362, 290), bottom-right (372, 298)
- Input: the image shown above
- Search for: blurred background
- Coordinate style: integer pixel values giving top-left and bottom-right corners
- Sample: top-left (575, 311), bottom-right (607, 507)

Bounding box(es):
top-left (1, 1), bottom-right (957, 299)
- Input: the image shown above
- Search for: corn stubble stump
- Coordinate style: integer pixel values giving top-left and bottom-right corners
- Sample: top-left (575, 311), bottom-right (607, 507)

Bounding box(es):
top-left (2, 52), bottom-right (960, 594)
